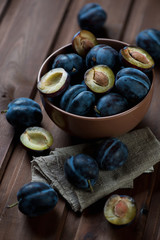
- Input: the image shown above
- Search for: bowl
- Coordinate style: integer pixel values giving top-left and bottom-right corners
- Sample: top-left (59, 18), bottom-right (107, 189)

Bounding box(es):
top-left (37, 39), bottom-right (154, 139)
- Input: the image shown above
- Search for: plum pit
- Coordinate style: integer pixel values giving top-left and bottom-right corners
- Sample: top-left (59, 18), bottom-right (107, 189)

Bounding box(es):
top-left (84, 65), bottom-right (115, 94)
top-left (104, 194), bottom-right (137, 226)
top-left (119, 46), bottom-right (154, 71)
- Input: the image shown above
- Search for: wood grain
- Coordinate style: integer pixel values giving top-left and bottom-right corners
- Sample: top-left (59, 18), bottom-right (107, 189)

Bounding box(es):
top-left (1, 0), bottom-right (160, 239)
top-left (0, 0), bottom-right (71, 182)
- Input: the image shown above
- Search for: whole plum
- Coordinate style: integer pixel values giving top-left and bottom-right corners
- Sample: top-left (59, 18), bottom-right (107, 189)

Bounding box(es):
top-left (115, 67), bottom-right (151, 104)
top-left (86, 44), bottom-right (119, 71)
top-left (17, 182), bottom-right (58, 217)
top-left (77, 3), bottom-right (107, 32)
top-left (6, 97), bottom-right (43, 130)
top-left (96, 138), bottom-right (128, 170)
top-left (64, 153), bottom-right (99, 191)
top-left (136, 28), bottom-right (160, 62)
top-left (95, 92), bottom-right (129, 117)
top-left (52, 53), bottom-right (85, 77)
top-left (60, 84), bottom-right (95, 116)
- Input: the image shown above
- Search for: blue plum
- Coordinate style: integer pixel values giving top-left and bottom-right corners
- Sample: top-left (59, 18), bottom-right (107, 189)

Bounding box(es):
top-left (96, 138), bottom-right (128, 170)
top-left (86, 44), bottom-right (119, 71)
top-left (64, 153), bottom-right (99, 190)
top-left (17, 182), bottom-right (58, 217)
top-left (115, 67), bottom-right (151, 104)
top-left (136, 28), bottom-right (160, 62)
top-left (6, 97), bottom-right (43, 130)
top-left (60, 84), bottom-right (95, 116)
top-left (77, 3), bottom-right (107, 32)
top-left (95, 92), bottom-right (129, 117)
top-left (52, 53), bottom-right (85, 77)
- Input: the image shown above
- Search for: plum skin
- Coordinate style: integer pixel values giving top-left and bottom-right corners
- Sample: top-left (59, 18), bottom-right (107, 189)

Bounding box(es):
top-left (17, 182), bottom-right (58, 217)
top-left (96, 138), bottom-right (128, 170)
top-left (115, 67), bottom-right (151, 105)
top-left (52, 53), bottom-right (85, 77)
top-left (60, 84), bottom-right (95, 116)
top-left (136, 28), bottom-right (160, 62)
top-left (86, 44), bottom-right (119, 71)
top-left (77, 3), bottom-right (107, 32)
top-left (64, 153), bottom-right (99, 190)
top-left (95, 92), bottom-right (129, 117)
top-left (6, 97), bottom-right (43, 130)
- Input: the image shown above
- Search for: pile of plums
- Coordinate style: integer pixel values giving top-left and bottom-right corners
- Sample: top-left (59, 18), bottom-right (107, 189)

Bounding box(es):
top-left (37, 29), bottom-right (156, 118)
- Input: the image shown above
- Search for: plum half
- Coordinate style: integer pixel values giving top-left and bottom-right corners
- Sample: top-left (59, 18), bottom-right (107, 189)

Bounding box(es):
top-left (119, 46), bottom-right (154, 71)
top-left (20, 126), bottom-right (53, 152)
top-left (84, 65), bottom-right (115, 94)
top-left (37, 68), bottom-right (70, 97)
top-left (72, 30), bottom-right (98, 57)
top-left (104, 194), bottom-right (137, 226)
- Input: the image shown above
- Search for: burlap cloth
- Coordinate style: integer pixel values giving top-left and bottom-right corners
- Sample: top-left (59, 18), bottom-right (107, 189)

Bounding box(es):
top-left (31, 127), bottom-right (160, 212)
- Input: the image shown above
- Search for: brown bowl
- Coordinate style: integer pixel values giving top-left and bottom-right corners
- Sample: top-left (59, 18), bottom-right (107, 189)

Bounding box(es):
top-left (37, 39), bottom-right (154, 139)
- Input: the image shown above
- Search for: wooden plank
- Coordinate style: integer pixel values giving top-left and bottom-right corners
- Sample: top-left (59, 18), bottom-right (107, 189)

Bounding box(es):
top-left (0, 0), bottom-right (72, 181)
top-left (122, 0), bottom-right (160, 45)
top-left (141, 164), bottom-right (160, 240)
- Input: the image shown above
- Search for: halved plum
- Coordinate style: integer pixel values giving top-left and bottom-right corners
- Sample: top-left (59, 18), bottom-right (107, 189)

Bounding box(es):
top-left (37, 68), bottom-right (70, 97)
top-left (119, 46), bottom-right (154, 71)
top-left (84, 65), bottom-right (115, 94)
top-left (72, 30), bottom-right (98, 57)
top-left (104, 194), bottom-right (137, 226)
top-left (20, 126), bottom-right (53, 152)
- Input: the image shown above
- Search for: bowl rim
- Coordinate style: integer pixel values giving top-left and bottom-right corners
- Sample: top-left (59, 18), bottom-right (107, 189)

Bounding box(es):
top-left (37, 38), bottom-right (155, 121)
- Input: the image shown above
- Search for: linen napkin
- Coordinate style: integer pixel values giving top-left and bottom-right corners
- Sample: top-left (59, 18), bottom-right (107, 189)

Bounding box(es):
top-left (31, 127), bottom-right (160, 212)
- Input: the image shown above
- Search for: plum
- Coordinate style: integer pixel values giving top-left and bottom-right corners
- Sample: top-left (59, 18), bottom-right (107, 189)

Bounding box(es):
top-left (77, 3), bottom-right (107, 32)
top-left (5, 97), bottom-right (43, 130)
top-left (136, 28), bottom-right (160, 62)
top-left (104, 194), bottom-right (137, 226)
top-left (16, 182), bottom-right (58, 217)
top-left (84, 65), bottom-right (115, 94)
top-left (20, 126), bottom-right (53, 152)
top-left (119, 46), bottom-right (154, 72)
top-left (95, 92), bottom-right (129, 117)
top-left (60, 84), bottom-right (95, 116)
top-left (96, 138), bottom-right (128, 170)
top-left (52, 53), bottom-right (85, 77)
top-left (64, 153), bottom-right (99, 191)
top-left (115, 67), bottom-right (151, 105)
top-left (37, 68), bottom-right (70, 97)
top-left (86, 44), bottom-right (119, 71)
top-left (72, 30), bottom-right (98, 57)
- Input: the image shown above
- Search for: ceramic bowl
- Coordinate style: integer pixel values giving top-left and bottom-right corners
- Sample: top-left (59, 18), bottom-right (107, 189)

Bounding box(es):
top-left (37, 39), bottom-right (154, 139)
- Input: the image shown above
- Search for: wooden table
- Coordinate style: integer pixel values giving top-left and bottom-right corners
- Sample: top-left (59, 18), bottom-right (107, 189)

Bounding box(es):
top-left (1, 0), bottom-right (160, 239)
